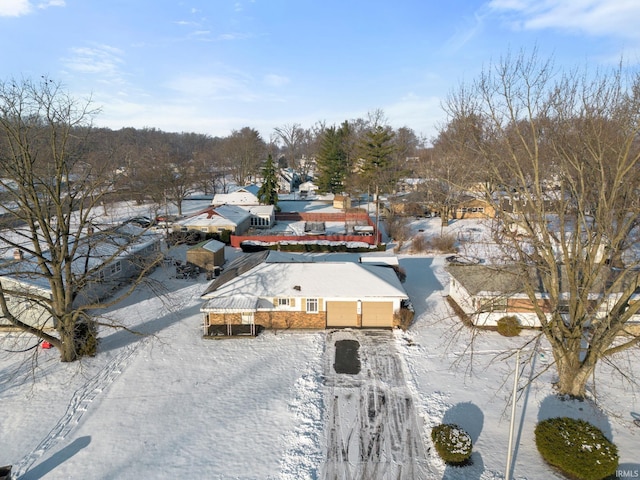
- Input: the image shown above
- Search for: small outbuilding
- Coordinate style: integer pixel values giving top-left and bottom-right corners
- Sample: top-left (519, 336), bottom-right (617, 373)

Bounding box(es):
top-left (333, 195), bottom-right (352, 210)
top-left (186, 239), bottom-right (226, 272)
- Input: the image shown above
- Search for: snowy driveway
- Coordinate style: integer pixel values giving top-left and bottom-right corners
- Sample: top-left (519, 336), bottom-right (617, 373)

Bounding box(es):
top-left (321, 329), bottom-right (432, 480)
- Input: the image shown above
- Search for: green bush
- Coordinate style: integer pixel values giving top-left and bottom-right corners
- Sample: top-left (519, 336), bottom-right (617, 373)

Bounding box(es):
top-left (535, 417), bottom-right (618, 480)
top-left (497, 316), bottom-right (522, 337)
top-left (431, 423), bottom-right (473, 465)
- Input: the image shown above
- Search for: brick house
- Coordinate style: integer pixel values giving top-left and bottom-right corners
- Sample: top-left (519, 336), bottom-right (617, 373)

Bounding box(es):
top-left (447, 264), bottom-right (640, 331)
top-left (200, 251), bottom-right (409, 336)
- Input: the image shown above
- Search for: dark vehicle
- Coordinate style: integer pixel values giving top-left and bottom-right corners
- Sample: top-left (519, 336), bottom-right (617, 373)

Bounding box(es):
top-left (125, 216), bottom-right (153, 228)
top-left (445, 255), bottom-right (481, 266)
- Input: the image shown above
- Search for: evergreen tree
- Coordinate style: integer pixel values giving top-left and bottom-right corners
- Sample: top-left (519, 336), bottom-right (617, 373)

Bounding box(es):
top-left (258, 154), bottom-right (279, 206)
top-left (316, 122), bottom-right (350, 194)
top-left (358, 125), bottom-right (396, 192)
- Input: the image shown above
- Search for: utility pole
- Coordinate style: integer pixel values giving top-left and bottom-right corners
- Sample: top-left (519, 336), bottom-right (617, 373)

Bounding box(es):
top-left (375, 184), bottom-right (380, 246)
top-left (506, 349), bottom-right (520, 480)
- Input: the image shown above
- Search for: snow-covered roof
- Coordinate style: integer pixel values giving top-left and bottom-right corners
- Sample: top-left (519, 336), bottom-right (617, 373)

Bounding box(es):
top-left (201, 258), bottom-right (408, 312)
top-left (245, 205), bottom-right (274, 216)
top-left (197, 239), bottom-right (225, 253)
top-left (0, 224), bottom-right (162, 291)
top-left (211, 185), bottom-right (261, 206)
top-left (179, 205), bottom-right (250, 228)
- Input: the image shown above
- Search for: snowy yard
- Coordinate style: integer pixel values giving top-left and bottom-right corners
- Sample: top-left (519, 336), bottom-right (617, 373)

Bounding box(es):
top-left (0, 211), bottom-right (639, 479)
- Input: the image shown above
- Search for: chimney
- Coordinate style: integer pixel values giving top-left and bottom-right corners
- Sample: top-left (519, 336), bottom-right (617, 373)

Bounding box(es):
top-left (13, 249), bottom-right (23, 260)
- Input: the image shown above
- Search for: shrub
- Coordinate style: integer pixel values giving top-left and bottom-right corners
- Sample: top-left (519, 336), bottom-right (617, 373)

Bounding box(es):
top-left (431, 423), bottom-right (473, 465)
top-left (497, 316), bottom-right (522, 337)
top-left (535, 417), bottom-right (618, 480)
top-left (394, 308), bottom-right (414, 330)
top-left (411, 234), bottom-right (427, 252)
top-left (428, 234), bottom-right (457, 253)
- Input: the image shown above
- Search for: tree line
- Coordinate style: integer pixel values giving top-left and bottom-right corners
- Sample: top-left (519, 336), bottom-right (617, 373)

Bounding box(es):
top-left (2, 51), bottom-right (640, 402)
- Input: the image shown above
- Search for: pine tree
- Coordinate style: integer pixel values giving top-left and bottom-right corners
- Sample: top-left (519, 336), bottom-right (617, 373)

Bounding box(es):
top-left (358, 125), bottom-right (396, 192)
top-left (316, 123), bottom-right (350, 194)
top-left (258, 154), bottom-right (279, 206)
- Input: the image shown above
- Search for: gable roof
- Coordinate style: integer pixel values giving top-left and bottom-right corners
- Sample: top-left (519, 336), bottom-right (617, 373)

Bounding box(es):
top-left (179, 205), bottom-right (250, 229)
top-left (211, 184), bottom-right (261, 206)
top-left (201, 261), bottom-right (407, 312)
top-left (201, 252), bottom-right (408, 312)
top-left (190, 239), bottom-right (226, 253)
top-left (447, 264), bottom-right (631, 299)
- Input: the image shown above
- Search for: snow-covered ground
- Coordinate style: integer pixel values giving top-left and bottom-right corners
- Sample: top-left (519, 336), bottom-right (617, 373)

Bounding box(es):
top-left (0, 210), bottom-right (639, 479)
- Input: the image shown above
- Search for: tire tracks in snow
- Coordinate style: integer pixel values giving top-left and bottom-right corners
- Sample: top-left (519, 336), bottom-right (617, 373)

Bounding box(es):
top-left (322, 329), bottom-right (434, 480)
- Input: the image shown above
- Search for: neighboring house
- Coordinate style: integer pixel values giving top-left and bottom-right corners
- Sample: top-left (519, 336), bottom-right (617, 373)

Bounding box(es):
top-left (247, 205), bottom-right (275, 229)
top-left (396, 177), bottom-right (425, 193)
top-left (186, 239), bottom-right (226, 273)
top-left (0, 224), bottom-right (163, 329)
top-left (298, 181), bottom-right (318, 198)
top-left (211, 185), bottom-right (261, 206)
top-left (210, 184), bottom-right (276, 229)
top-left (453, 196), bottom-right (496, 220)
top-left (176, 205), bottom-right (252, 235)
top-left (447, 264), bottom-right (640, 329)
top-left (278, 168), bottom-right (299, 194)
top-left (200, 251), bottom-right (410, 336)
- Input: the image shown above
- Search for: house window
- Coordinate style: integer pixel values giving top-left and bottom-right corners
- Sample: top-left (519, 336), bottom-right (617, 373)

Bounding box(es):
top-left (479, 298), bottom-right (508, 312)
top-left (98, 270), bottom-right (105, 281)
top-left (306, 298), bottom-right (318, 313)
top-left (277, 298), bottom-right (289, 307)
top-left (110, 261), bottom-right (121, 275)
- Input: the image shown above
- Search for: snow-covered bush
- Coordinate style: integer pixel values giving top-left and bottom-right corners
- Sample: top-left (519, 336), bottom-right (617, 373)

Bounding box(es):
top-left (431, 423), bottom-right (473, 465)
top-left (535, 417), bottom-right (618, 480)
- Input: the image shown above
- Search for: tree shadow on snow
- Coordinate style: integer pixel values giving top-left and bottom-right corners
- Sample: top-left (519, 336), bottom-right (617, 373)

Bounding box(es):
top-left (441, 402), bottom-right (486, 480)
top-left (537, 394), bottom-right (613, 440)
top-left (97, 302), bottom-right (202, 353)
top-left (21, 436), bottom-right (91, 480)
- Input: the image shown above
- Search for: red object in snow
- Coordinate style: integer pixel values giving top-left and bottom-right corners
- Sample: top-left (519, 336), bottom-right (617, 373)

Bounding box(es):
top-left (41, 341), bottom-right (52, 349)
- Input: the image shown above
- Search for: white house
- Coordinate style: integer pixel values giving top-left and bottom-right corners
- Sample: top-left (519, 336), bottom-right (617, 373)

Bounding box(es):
top-left (177, 205), bottom-right (252, 235)
top-left (447, 264), bottom-right (640, 329)
top-left (211, 185), bottom-right (261, 206)
top-left (0, 224), bottom-right (163, 329)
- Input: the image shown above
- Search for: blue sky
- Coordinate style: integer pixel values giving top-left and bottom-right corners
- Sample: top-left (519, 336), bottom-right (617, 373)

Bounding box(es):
top-left (1, 1), bottom-right (639, 142)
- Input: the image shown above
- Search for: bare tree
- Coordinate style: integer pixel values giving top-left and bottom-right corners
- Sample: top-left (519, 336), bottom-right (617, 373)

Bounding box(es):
top-left (222, 127), bottom-right (266, 186)
top-left (0, 77), bottom-right (164, 362)
top-left (442, 51), bottom-right (640, 397)
top-left (273, 123), bottom-right (305, 170)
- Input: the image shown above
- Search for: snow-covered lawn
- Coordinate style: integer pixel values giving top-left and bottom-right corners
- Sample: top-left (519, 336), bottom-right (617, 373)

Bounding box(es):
top-left (0, 213), bottom-right (639, 479)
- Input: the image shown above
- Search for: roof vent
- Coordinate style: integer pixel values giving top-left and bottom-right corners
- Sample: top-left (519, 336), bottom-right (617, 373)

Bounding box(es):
top-left (293, 285), bottom-right (301, 291)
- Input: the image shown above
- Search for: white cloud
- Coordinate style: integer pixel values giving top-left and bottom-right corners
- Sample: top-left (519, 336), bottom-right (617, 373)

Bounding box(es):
top-left (263, 74), bottom-right (289, 88)
top-left (37, 0), bottom-right (65, 9)
top-left (0, 0), bottom-right (64, 16)
top-left (0, 0), bottom-right (32, 16)
top-left (165, 73), bottom-right (259, 102)
top-left (489, 0), bottom-right (640, 39)
top-left (62, 45), bottom-right (125, 80)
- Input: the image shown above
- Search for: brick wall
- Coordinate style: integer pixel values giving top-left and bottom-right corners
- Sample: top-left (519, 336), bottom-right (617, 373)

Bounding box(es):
top-left (206, 311), bottom-right (325, 329)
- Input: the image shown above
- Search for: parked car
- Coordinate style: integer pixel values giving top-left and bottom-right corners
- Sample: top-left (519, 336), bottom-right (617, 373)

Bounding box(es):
top-left (125, 216), bottom-right (153, 228)
top-left (445, 255), bottom-right (482, 266)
